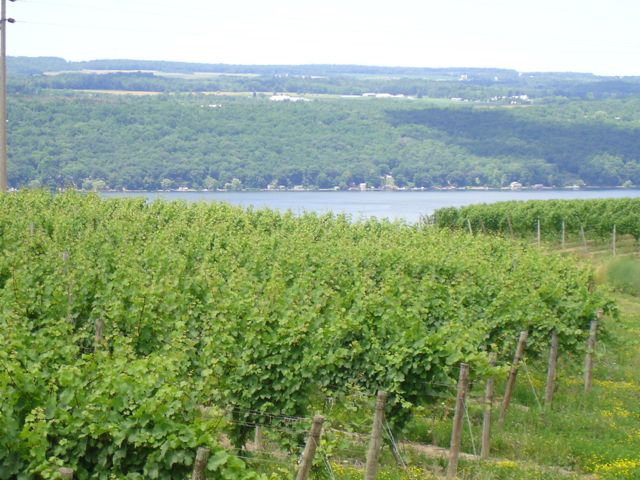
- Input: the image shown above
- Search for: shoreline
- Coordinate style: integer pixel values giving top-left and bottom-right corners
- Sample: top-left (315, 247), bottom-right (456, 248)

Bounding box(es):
top-left (95, 185), bottom-right (640, 194)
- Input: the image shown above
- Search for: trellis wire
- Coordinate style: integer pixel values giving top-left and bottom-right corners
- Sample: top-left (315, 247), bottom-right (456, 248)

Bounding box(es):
top-left (312, 435), bottom-right (336, 480)
top-left (463, 396), bottom-right (480, 480)
top-left (384, 420), bottom-right (407, 469)
top-left (521, 360), bottom-right (544, 414)
top-left (236, 455), bottom-right (291, 466)
top-left (522, 360), bottom-right (549, 426)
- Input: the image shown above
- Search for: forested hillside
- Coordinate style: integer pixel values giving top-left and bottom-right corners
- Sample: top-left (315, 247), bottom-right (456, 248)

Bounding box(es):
top-left (6, 56), bottom-right (640, 191)
top-left (7, 92), bottom-right (640, 191)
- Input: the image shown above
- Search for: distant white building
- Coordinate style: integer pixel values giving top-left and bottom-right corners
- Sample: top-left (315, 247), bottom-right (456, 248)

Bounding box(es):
top-left (269, 95), bottom-right (310, 102)
top-left (359, 183), bottom-right (367, 191)
top-left (362, 93), bottom-right (404, 98)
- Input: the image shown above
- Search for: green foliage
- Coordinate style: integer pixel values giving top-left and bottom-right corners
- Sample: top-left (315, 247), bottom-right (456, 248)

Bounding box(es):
top-left (0, 190), bottom-right (612, 476)
top-left (434, 197), bottom-right (640, 240)
top-left (0, 321), bottom-right (252, 479)
top-left (6, 93), bottom-right (640, 190)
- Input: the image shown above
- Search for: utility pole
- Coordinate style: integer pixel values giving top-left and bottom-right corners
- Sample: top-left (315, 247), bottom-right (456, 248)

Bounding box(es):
top-left (0, 0), bottom-right (15, 192)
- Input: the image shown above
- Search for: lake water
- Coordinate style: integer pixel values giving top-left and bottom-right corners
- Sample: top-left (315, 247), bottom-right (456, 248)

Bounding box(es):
top-left (101, 189), bottom-right (640, 223)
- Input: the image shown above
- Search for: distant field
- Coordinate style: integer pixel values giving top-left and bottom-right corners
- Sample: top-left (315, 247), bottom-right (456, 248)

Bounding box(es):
top-left (72, 90), bottom-right (458, 103)
top-left (44, 69), bottom-right (260, 78)
top-left (341, 73), bottom-right (457, 81)
top-left (76, 89), bottom-right (164, 95)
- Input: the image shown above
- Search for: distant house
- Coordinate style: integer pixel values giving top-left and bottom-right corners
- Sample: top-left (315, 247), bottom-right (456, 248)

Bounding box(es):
top-left (359, 183), bottom-right (367, 191)
top-left (510, 182), bottom-right (523, 189)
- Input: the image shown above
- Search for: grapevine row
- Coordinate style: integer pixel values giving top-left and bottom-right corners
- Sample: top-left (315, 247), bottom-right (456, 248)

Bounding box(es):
top-left (0, 190), bottom-right (612, 479)
top-left (432, 196), bottom-right (640, 240)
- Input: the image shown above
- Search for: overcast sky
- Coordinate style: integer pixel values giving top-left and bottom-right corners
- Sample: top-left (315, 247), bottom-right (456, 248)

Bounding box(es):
top-left (7, 0), bottom-right (640, 76)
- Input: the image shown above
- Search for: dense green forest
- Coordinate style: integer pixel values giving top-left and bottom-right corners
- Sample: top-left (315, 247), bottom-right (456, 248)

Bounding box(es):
top-left (6, 56), bottom-right (640, 190)
top-left (7, 92), bottom-right (640, 190)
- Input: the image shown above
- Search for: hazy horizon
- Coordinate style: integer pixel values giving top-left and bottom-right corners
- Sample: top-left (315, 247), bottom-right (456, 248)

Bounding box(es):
top-left (7, 0), bottom-right (640, 77)
top-left (12, 55), bottom-right (637, 78)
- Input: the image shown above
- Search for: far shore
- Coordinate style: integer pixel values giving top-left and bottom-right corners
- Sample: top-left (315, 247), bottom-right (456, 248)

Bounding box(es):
top-left (86, 185), bottom-right (640, 194)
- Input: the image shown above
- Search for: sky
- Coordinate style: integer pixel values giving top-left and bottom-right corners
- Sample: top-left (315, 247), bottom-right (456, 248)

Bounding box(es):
top-left (6, 0), bottom-right (640, 76)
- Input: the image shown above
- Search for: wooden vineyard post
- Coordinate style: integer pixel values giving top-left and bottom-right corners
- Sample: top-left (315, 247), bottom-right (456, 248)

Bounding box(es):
top-left (94, 318), bottom-right (104, 353)
top-left (581, 226), bottom-right (588, 252)
top-left (254, 425), bottom-right (263, 451)
top-left (537, 220), bottom-right (541, 247)
top-left (364, 391), bottom-right (388, 480)
top-left (191, 447), bottom-right (210, 480)
top-left (467, 218), bottom-right (473, 235)
top-left (562, 221), bottom-right (565, 251)
top-left (29, 221), bottom-right (34, 235)
top-left (507, 215), bottom-right (514, 240)
top-left (447, 364), bottom-right (469, 480)
top-left (584, 312), bottom-right (601, 391)
top-left (480, 218), bottom-right (487, 235)
top-left (295, 414), bottom-right (325, 480)
top-left (59, 468), bottom-right (74, 480)
top-left (613, 225), bottom-right (617, 256)
top-left (481, 353), bottom-right (496, 459)
top-left (544, 331), bottom-right (559, 409)
top-left (498, 331), bottom-right (528, 424)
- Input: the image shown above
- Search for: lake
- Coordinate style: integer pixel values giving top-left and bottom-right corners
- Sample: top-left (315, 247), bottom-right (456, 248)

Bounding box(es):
top-left (101, 189), bottom-right (640, 224)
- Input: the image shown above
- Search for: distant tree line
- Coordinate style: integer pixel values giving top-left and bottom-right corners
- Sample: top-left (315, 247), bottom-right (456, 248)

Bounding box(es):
top-left (8, 57), bottom-right (640, 100)
top-left (4, 56), bottom-right (530, 78)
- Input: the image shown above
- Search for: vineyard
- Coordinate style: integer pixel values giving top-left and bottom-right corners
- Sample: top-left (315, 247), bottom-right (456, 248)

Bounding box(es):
top-left (0, 190), bottom-right (614, 479)
top-left (432, 197), bottom-right (640, 243)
